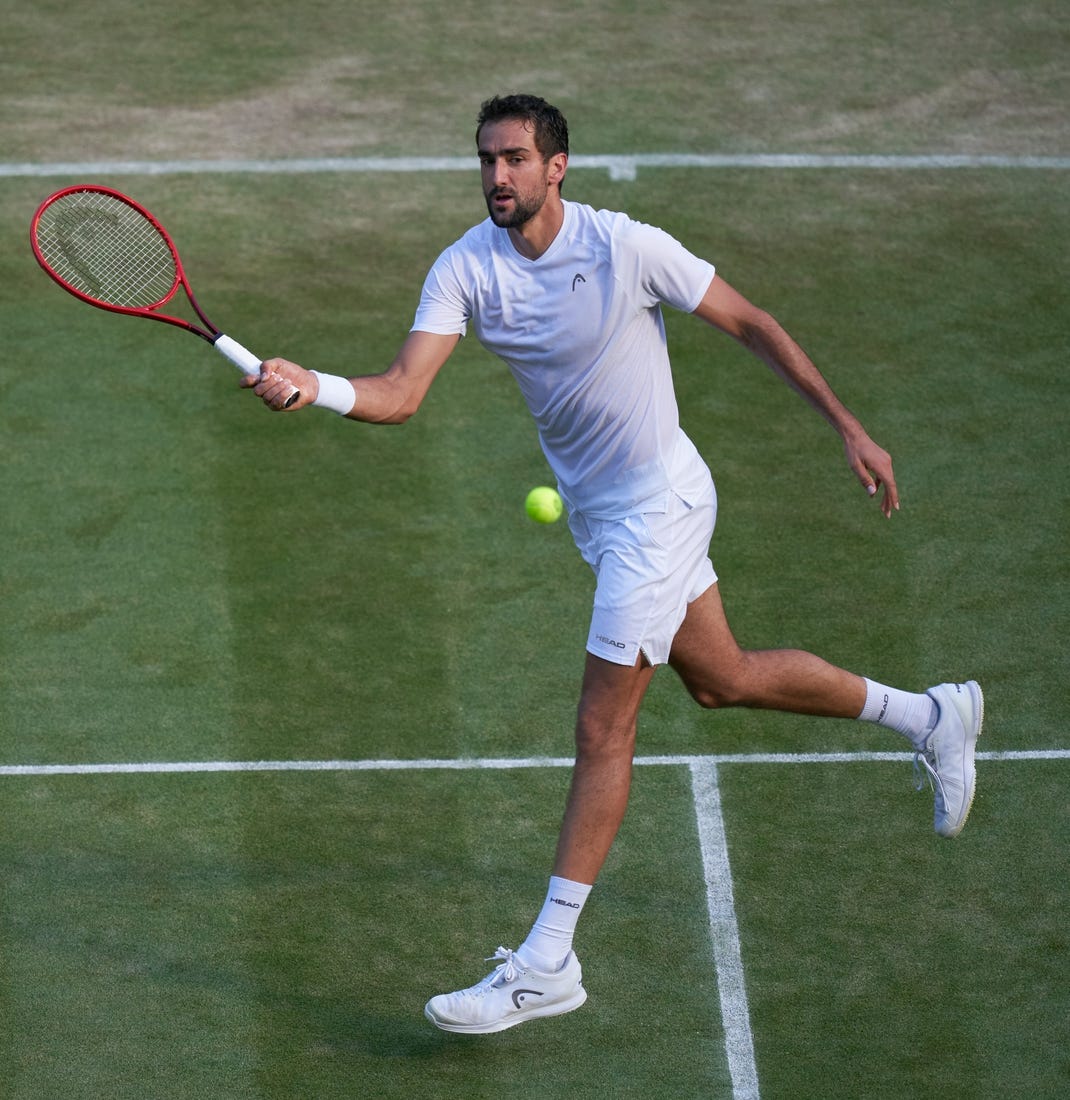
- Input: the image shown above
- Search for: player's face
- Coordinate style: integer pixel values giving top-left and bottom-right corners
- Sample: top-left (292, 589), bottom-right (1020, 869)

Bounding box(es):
top-left (478, 118), bottom-right (555, 228)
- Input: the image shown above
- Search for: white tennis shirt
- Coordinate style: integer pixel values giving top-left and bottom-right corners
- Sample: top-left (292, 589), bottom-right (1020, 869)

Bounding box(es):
top-left (411, 200), bottom-right (716, 517)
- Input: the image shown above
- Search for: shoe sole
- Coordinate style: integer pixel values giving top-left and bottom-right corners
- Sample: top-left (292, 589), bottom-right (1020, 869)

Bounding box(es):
top-left (939, 680), bottom-right (984, 838)
top-left (424, 986), bottom-right (588, 1034)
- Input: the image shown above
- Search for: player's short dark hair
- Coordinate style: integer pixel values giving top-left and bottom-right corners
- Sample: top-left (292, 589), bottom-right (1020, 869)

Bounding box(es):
top-left (476, 94), bottom-right (570, 161)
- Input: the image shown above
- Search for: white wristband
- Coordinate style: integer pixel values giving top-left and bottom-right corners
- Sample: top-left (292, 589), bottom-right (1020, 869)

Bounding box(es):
top-left (311, 371), bottom-right (356, 416)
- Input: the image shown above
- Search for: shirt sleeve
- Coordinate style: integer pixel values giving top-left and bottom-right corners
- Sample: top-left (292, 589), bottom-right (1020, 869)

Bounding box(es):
top-left (620, 219), bottom-right (716, 314)
top-left (410, 244), bottom-right (471, 337)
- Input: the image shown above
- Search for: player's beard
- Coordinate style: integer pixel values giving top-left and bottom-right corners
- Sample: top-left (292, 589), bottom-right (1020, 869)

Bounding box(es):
top-left (485, 182), bottom-right (547, 229)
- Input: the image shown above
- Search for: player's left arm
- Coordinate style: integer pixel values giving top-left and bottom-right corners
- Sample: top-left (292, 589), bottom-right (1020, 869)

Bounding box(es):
top-left (692, 274), bottom-right (899, 518)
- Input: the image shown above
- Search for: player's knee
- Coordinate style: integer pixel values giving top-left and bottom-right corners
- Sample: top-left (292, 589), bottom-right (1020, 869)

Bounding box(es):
top-left (688, 684), bottom-right (738, 710)
top-left (682, 667), bottom-right (752, 710)
top-left (573, 709), bottom-right (637, 760)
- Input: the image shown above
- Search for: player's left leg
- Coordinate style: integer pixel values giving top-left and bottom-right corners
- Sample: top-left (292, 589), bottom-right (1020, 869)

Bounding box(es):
top-left (667, 581), bottom-right (866, 716)
top-left (667, 582), bottom-right (983, 837)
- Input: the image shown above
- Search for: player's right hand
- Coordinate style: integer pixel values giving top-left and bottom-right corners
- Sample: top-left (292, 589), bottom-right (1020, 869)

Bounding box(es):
top-left (242, 357), bottom-right (313, 411)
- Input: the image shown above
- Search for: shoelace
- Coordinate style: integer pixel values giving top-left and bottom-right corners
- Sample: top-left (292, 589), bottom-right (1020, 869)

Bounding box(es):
top-left (913, 748), bottom-right (946, 803)
top-left (478, 946), bottom-right (520, 990)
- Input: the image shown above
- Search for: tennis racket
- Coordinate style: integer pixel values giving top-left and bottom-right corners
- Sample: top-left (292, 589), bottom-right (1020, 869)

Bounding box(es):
top-left (30, 184), bottom-right (298, 407)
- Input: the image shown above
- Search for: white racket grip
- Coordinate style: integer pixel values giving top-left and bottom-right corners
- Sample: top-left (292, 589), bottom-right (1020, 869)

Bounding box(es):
top-left (213, 334), bottom-right (262, 376)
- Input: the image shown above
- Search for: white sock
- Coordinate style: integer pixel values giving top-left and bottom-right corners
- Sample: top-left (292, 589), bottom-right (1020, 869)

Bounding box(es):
top-left (859, 678), bottom-right (938, 750)
top-left (517, 876), bottom-right (592, 972)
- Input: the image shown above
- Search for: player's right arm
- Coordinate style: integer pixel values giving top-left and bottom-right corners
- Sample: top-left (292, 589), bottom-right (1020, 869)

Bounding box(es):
top-left (246, 329), bottom-right (461, 422)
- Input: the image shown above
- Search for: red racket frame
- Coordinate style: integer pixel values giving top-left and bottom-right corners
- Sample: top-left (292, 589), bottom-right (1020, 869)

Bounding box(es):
top-left (30, 184), bottom-right (224, 343)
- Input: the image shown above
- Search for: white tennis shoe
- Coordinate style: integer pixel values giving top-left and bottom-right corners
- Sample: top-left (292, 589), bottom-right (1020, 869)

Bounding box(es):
top-left (424, 946), bottom-right (587, 1034)
top-left (914, 681), bottom-right (984, 837)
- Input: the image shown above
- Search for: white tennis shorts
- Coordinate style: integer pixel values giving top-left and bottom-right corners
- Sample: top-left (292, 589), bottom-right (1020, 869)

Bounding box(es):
top-left (569, 471), bottom-right (718, 667)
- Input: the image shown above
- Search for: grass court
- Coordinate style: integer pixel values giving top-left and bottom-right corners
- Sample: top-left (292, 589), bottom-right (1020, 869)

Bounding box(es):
top-left (1, 2), bottom-right (1067, 1096)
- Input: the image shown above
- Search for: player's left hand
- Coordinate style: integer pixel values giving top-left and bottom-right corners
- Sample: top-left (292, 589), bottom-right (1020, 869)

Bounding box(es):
top-left (844, 432), bottom-right (900, 518)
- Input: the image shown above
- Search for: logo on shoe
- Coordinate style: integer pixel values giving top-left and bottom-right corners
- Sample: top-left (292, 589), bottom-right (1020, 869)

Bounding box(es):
top-left (511, 988), bottom-right (545, 1009)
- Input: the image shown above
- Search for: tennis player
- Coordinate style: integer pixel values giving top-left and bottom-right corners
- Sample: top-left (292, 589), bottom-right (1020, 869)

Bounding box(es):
top-left (247, 94), bottom-right (983, 1035)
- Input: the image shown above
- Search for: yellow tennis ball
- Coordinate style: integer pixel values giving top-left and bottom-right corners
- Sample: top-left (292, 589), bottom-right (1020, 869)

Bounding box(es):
top-left (525, 486), bottom-right (563, 524)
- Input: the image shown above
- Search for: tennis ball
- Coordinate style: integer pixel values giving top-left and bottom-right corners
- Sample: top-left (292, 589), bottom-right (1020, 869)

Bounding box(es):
top-left (525, 486), bottom-right (563, 524)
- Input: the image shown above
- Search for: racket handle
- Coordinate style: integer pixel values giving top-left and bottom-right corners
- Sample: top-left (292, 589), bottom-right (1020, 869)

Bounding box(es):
top-left (214, 334), bottom-right (299, 408)
top-left (214, 334), bottom-right (261, 376)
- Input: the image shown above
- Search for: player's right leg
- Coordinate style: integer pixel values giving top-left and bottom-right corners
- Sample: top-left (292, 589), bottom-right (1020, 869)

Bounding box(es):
top-left (424, 946), bottom-right (588, 1034)
top-left (424, 652), bottom-right (653, 1034)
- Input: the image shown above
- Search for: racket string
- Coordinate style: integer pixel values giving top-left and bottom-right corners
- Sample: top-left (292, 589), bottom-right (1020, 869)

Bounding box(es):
top-left (36, 191), bottom-right (178, 308)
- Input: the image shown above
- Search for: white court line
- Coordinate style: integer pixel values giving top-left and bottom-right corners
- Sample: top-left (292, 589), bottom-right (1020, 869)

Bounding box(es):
top-left (2, 153), bottom-right (1069, 180)
top-left (690, 759), bottom-right (760, 1100)
top-left (0, 749), bottom-right (1062, 776)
